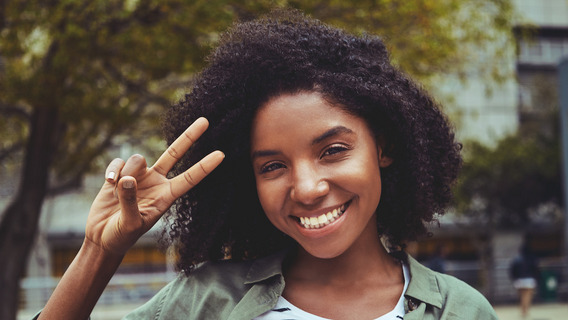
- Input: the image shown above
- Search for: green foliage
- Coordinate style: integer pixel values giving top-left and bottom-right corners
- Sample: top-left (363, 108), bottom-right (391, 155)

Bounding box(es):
top-left (1, 0), bottom-right (239, 188)
top-left (454, 118), bottom-right (562, 227)
top-left (0, 0), bottom-right (518, 191)
top-left (287, 0), bottom-right (518, 87)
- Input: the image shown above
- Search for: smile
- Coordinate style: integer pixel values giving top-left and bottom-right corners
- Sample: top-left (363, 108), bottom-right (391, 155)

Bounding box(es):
top-left (297, 201), bottom-right (351, 229)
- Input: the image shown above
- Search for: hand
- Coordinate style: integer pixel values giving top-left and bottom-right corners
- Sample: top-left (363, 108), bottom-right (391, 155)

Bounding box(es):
top-left (85, 117), bottom-right (224, 255)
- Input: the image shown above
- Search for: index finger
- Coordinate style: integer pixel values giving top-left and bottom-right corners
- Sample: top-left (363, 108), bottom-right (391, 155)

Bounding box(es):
top-left (153, 117), bottom-right (209, 175)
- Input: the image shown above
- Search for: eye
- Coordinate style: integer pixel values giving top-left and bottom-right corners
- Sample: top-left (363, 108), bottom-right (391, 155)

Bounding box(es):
top-left (260, 161), bottom-right (286, 174)
top-left (321, 145), bottom-right (350, 158)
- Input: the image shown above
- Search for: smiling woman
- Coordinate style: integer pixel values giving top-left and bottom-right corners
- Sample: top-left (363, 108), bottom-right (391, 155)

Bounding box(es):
top-left (36, 9), bottom-right (497, 320)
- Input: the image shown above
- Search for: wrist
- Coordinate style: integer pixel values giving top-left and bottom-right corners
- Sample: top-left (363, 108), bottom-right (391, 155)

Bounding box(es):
top-left (80, 238), bottom-right (125, 266)
top-left (39, 239), bottom-right (125, 319)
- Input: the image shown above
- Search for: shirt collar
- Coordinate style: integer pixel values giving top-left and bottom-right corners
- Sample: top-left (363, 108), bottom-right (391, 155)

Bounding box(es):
top-left (405, 253), bottom-right (444, 309)
top-left (244, 250), bottom-right (288, 285)
top-left (242, 249), bottom-right (445, 309)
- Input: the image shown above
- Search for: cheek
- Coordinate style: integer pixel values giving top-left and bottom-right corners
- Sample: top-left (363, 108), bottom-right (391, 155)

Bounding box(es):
top-left (343, 154), bottom-right (383, 204)
top-left (338, 154), bottom-right (381, 185)
top-left (255, 180), bottom-right (285, 219)
top-left (365, 163), bottom-right (383, 204)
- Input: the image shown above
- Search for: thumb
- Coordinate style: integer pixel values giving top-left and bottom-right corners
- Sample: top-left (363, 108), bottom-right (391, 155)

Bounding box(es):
top-left (116, 176), bottom-right (142, 229)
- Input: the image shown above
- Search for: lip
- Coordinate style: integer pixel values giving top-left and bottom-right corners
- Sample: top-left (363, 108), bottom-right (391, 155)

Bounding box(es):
top-left (291, 199), bottom-right (352, 238)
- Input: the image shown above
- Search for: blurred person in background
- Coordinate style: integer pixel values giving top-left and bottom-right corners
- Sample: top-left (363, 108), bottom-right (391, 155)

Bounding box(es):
top-left (510, 241), bottom-right (540, 319)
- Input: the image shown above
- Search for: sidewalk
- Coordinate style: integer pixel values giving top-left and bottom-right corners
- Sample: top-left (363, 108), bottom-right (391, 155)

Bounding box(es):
top-left (495, 302), bottom-right (568, 320)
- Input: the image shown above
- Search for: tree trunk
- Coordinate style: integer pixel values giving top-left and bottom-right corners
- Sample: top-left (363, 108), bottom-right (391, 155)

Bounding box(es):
top-left (474, 213), bottom-right (497, 303)
top-left (478, 232), bottom-right (496, 301)
top-left (0, 106), bottom-right (60, 320)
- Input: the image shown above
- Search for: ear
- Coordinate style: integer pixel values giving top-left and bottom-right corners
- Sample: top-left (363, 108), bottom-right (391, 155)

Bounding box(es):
top-left (376, 136), bottom-right (393, 168)
top-left (378, 148), bottom-right (393, 168)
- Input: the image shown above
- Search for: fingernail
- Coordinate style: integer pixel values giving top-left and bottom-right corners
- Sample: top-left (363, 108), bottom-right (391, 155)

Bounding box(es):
top-left (106, 171), bottom-right (116, 180)
top-left (123, 180), bottom-right (134, 189)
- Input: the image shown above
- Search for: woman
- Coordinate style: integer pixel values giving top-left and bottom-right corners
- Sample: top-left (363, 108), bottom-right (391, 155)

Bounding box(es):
top-left (510, 243), bottom-right (540, 318)
top-left (38, 10), bottom-right (497, 320)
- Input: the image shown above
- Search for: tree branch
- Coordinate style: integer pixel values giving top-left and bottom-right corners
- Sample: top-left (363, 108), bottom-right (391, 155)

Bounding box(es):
top-left (102, 61), bottom-right (171, 106)
top-left (48, 92), bottom-right (160, 196)
top-left (0, 103), bottom-right (31, 121)
top-left (96, 2), bottom-right (170, 35)
top-left (48, 131), bottom-right (116, 196)
top-left (47, 175), bottom-right (83, 196)
top-left (0, 142), bottom-right (25, 162)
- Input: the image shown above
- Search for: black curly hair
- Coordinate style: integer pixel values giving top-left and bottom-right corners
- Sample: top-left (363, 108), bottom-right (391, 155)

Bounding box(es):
top-left (163, 10), bottom-right (462, 274)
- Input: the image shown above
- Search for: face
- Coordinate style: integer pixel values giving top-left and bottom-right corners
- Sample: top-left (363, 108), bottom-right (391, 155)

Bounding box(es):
top-left (250, 91), bottom-right (392, 259)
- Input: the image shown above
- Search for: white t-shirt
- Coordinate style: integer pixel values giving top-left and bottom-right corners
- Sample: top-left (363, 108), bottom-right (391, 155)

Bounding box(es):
top-left (255, 263), bottom-right (410, 320)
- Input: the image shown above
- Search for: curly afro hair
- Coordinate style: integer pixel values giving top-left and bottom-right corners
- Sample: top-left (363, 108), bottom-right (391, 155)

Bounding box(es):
top-left (163, 10), bottom-right (462, 274)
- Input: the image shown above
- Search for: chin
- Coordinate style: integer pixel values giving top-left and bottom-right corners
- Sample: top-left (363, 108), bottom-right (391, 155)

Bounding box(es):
top-left (299, 243), bottom-right (348, 260)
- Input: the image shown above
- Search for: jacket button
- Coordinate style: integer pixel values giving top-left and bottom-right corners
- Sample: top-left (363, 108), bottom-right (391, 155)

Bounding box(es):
top-left (408, 298), bottom-right (419, 311)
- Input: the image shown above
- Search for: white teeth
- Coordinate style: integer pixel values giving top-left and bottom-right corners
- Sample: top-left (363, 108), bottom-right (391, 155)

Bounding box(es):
top-left (309, 217), bottom-right (318, 225)
top-left (298, 204), bottom-right (347, 229)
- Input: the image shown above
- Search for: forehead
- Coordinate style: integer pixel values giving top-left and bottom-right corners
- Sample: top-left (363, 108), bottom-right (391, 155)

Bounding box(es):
top-left (253, 92), bottom-right (351, 130)
top-left (250, 91), bottom-right (370, 147)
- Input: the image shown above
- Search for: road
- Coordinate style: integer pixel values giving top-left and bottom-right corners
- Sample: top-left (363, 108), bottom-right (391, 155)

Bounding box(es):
top-left (495, 303), bottom-right (567, 320)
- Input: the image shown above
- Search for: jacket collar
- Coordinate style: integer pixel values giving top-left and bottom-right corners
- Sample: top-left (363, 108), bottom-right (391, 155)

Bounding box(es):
top-left (244, 250), bottom-right (288, 285)
top-left (241, 249), bottom-right (444, 310)
top-left (405, 254), bottom-right (444, 309)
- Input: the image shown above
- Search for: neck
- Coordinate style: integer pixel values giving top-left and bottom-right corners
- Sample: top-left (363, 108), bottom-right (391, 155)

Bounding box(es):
top-left (285, 225), bottom-right (400, 286)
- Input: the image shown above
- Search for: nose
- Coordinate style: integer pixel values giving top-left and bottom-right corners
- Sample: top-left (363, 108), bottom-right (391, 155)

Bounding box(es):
top-left (290, 162), bottom-right (329, 205)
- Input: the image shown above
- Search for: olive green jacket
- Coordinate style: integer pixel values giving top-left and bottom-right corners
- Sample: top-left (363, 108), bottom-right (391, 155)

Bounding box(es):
top-left (123, 251), bottom-right (498, 319)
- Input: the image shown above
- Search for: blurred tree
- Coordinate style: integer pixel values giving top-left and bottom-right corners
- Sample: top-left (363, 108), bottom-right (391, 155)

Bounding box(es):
top-left (0, 0), bottom-right (516, 318)
top-left (289, 0), bottom-right (517, 87)
top-left (452, 70), bottom-right (562, 300)
top-left (455, 123), bottom-right (561, 228)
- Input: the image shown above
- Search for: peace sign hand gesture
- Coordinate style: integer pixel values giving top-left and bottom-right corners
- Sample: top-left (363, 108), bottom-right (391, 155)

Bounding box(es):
top-left (86, 117), bottom-right (224, 256)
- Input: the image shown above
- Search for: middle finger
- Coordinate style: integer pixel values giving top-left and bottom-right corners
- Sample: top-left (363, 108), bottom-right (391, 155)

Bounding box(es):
top-left (152, 117), bottom-right (209, 175)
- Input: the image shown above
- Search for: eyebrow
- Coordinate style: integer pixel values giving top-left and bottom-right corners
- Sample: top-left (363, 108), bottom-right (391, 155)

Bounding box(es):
top-left (312, 126), bottom-right (354, 145)
top-left (251, 149), bottom-right (281, 160)
top-left (251, 126), bottom-right (354, 160)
